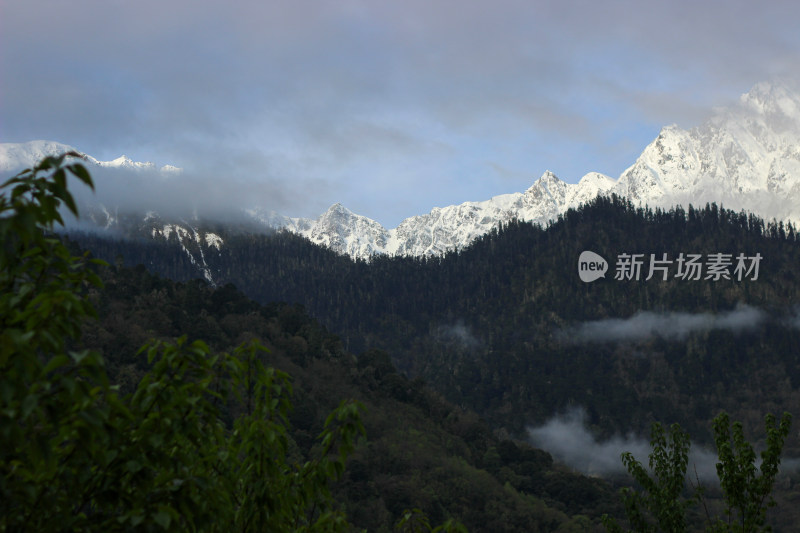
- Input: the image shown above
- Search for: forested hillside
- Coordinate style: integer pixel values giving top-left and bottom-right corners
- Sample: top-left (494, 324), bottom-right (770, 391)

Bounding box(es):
top-left (3, 155), bottom-right (622, 531)
top-left (9, 156), bottom-right (800, 530)
top-left (71, 196), bottom-right (800, 444)
top-left (78, 256), bottom-right (619, 531)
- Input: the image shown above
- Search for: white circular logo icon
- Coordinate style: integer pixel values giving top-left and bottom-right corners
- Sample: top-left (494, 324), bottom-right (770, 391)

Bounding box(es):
top-left (578, 251), bottom-right (608, 282)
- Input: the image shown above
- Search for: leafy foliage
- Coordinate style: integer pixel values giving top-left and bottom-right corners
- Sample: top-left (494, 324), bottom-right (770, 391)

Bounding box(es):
top-left (704, 412), bottom-right (792, 533)
top-left (603, 423), bottom-right (692, 533)
top-left (603, 412), bottom-right (792, 533)
top-left (0, 156), bottom-right (366, 531)
top-left (394, 508), bottom-right (469, 533)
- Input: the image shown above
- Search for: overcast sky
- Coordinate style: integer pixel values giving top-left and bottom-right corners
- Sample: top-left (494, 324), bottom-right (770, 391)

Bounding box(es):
top-left (3, 0), bottom-right (800, 227)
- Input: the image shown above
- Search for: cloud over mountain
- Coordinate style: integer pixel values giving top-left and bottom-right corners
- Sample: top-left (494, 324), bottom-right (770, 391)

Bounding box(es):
top-left (5, 82), bottom-right (800, 260)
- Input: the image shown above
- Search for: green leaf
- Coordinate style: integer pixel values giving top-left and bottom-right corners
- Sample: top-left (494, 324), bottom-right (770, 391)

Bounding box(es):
top-left (67, 163), bottom-right (94, 189)
top-left (153, 509), bottom-right (172, 529)
top-left (20, 394), bottom-right (38, 419)
top-left (43, 354), bottom-right (70, 374)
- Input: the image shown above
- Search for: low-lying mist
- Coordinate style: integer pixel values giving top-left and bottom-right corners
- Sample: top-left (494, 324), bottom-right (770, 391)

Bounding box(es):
top-left (435, 320), bottom-right (481, 349)
top-left (557, 305), bottom-right (766, 344)
top-left (65, 164), bottom-right (307, 225)
top-left (527, 408), bottom-right (720, 480)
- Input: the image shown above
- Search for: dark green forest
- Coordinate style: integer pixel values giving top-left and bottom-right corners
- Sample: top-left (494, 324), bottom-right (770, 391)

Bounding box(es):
top-left (82, 257), bottom-right (619, 531)
top-left (71, 196), bottom-right (800, 442)
top-left (9, 154), bottom-right (800, 530)
top-left (2, 155), bottom-right (622, 531)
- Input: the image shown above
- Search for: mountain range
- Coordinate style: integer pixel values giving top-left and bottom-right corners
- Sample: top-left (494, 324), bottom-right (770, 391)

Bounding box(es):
top-left (239, 81), bottom-right (800, 258)
top-left (3, 81), bottom-right (800, 261)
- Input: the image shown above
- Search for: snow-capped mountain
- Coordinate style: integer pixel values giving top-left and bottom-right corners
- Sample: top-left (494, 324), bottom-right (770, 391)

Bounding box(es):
top-left (0, 142), bottom-right (222, 283)
top-left (245, 170), bottom-right (618, 258)
top-left (146, 211), bottom-right (223, 285)
top-left (611, 82), bottom-right (800, 223)
top-left (266, 81), bottom-right (800, 259)
top-left (0, 140), bottom-right (77, 172)
top-left (247, 203), bottom-right (392, 259)
top-left (4, 82), bottom-right (800, 261)
top-left (0, 140), bottom-right (182, 175)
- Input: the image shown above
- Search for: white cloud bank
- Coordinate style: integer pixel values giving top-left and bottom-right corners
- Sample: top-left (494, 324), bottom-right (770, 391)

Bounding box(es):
top-left (527, 408), bottom-right (719, 480)
top-left (559, 305), bottom-right (766, 343)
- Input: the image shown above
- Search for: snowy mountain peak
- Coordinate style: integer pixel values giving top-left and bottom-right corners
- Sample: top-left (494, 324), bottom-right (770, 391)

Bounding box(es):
top-left (98, 155), bottom-right (151, 171)
top-left (578, 172), bottom-right (616, 189)
top-left (161, 164), bottom-right (183, 174)
top-left (307, 203), bottom-right (390, 258)
top-left (526, 170), bottom-right (560, 191)
top-left (113, 155), bottom-right (133, 165)
top-left (322, 202), bottom-right (352, 216)
top-left (613, 81), bottom-right (800, 222)
top-left (739, 81), bottom-right (800, 122)
top-left (290, 82), bottom-right (800, 259)
top-left (0, 141), bottom-right (182, 175)
top-left (0, 140), bottom-right (80, 173)
top-left (541, 169), bottom-right (559, 181)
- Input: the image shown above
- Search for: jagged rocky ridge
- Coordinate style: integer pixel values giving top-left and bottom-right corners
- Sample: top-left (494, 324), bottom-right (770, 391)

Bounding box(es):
top-left (3, 82), bottom-right (800, 261)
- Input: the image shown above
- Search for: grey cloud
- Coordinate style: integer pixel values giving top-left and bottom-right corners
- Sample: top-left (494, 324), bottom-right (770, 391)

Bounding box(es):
top-left (436, 320), bottom-right (480, 349)
top-left (559, 305), bottom-right (765, 344)
top-left (66, 163), bottom-right (328, 223)
top-left (7, 1), bottom-right (800, 133)
top-left (5, 1), bottom-right (800, 225)
top-left (527, 408), bottom-right (719, 480)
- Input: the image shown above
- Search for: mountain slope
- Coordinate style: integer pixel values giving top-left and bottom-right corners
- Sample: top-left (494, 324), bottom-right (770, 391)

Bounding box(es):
top-left (69, 197), bottom-right (800, 458)
top-left (78, 247), bottom-right (620, 532)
